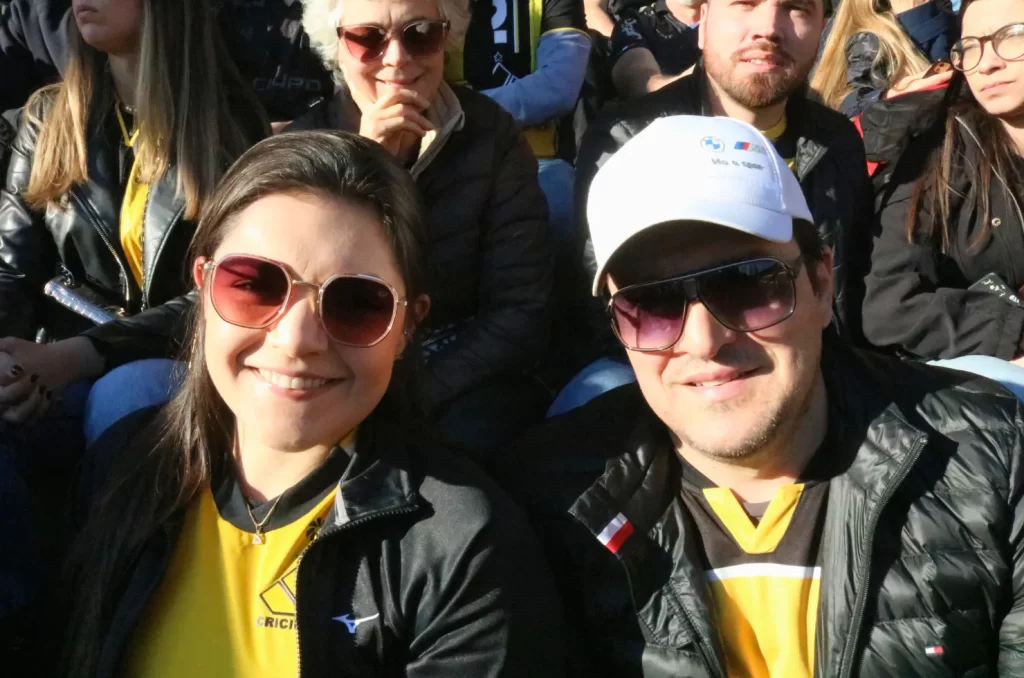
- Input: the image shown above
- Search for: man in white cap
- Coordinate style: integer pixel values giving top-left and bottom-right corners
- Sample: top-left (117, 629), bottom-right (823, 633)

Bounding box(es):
top-left (497, 115), bottom-right (1024, 677)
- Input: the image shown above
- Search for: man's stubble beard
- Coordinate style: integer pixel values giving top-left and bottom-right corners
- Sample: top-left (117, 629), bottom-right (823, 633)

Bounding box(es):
top-left (703, 46), bottom-right (815, 109)
top-left (671, 363), bottom-right (820, 463)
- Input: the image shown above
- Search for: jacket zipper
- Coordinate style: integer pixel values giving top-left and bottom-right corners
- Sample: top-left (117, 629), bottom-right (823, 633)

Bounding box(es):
top-left (68, 188), bottom-right (135, 311)
top-left (679, 604), bottom-right (724, 678)
top-left (294, 504), bottom-right (419, 677)
top-left (837, 436), bottom-right (926, 678)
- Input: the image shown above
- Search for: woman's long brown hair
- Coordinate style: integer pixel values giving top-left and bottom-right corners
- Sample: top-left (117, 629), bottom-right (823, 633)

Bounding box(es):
top-left (61, 131), bottom-right (427, 677)
top-left (22, 0), bottom-right (265, 219)
top-left (905, 0), bottom-right (1024, 251)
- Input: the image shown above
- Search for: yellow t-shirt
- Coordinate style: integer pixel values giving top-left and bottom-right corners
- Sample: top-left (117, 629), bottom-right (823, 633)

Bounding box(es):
top-left (119, 158), bottom-right (149, 289)
top-left (127, 433), bottom-right (356, 678)
top-left (679, 459), bottom-right (828, 678)
top-left (761, 115), bottom-right (797, 171)
top-left (127, 486), bottom-right (336, 677)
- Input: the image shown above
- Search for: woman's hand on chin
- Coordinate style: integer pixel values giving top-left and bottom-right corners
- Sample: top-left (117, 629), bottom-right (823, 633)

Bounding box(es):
top-left (357, 88), bottom-right (434, 158)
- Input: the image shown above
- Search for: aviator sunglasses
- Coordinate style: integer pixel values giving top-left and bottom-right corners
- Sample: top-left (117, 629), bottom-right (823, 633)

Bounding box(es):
top-left (337, 19), bottom-right (450, 62)
top-left (608, 257), bottom-right (804, 352)
top-left (200, 254), bottom-right (407, 347)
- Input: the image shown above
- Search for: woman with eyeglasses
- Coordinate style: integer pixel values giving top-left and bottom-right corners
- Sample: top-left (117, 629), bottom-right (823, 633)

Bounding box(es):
top-left (293, 0), bottom-right (554, 459)
top-left (863, 0), bottom-right (1024, 399)
top-left (58, 131), bottom-right (566, 677)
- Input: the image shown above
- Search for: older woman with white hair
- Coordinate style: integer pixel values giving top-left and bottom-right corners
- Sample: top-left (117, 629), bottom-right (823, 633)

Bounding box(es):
top-left (294, 0), bottom-right (554, 458)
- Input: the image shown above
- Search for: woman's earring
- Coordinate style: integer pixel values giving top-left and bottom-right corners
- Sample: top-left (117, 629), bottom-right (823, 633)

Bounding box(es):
top-left (396, 330), bottom-right (414, 360)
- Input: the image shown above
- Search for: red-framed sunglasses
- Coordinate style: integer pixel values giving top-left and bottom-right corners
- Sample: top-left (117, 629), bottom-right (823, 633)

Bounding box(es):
top-left (337, 19), bottom-right (450, 62)
top-left (198, 254), bottom-right (407, 347)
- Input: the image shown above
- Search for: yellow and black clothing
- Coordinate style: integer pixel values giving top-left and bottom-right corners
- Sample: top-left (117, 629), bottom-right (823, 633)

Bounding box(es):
top-left (115, 106), bottom-right (149, 288)
top-left (447, 0), bottom-right (587, 158)
top-left (679, 452), bottom-right (832, 678)
top-left (761, 115), bottom-right (797, 171)
top-left (80, 406), bottom-right (566, 676)
top-left (129, 437), bottom-right (355, 677)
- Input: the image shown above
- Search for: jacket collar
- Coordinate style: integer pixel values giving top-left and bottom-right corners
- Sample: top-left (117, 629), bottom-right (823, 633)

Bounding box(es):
top-left (329, 411), bottom-right (423, 528)
top-left (568, 340), bottom-right (929, 677)
top-left (326, 82), bottom-right (465, 179)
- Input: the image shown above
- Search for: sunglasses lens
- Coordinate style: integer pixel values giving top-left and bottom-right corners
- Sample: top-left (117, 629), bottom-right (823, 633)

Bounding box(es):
top-left (402, 20), bottom-right (447, 58)
top-left (699, 260), bottom-right (796, 332)
top-left (321, 277), bottom-right (397, 346)
top-left (210, 256), bottom-right (290, 328)
top-left (343, 26), bottom-right (389, 62)
top-left (611, 280), bottom-right (689, 351)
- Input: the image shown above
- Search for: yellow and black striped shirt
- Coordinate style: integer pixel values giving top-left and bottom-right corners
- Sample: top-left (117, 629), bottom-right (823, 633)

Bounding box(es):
top-left (680, 455), bottom-right (831, 678)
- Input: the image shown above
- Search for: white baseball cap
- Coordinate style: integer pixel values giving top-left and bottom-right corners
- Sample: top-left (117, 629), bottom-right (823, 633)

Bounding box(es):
top-left (588, 115), bottom-right (814, 295)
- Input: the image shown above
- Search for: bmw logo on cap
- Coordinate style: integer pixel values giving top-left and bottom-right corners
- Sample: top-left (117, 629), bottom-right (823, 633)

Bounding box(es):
top-left (700, 136), bottom-right (725, 153)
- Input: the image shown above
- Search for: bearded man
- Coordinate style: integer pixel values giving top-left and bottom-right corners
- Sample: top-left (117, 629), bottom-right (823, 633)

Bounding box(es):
top-left (574, 0), bottom-right (872, 348)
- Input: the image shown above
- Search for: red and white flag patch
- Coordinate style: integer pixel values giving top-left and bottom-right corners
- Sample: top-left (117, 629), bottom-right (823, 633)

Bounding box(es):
top-left (925, 646), bottom-right (945, 657)
top-left (596, 513), bottom-right (634, 554)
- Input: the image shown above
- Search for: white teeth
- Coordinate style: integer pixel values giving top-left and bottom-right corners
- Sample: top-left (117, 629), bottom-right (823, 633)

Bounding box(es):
top-left (257, 369), bottom-right (330, 391)
top-left (696, 379), bottom-right (732, 387)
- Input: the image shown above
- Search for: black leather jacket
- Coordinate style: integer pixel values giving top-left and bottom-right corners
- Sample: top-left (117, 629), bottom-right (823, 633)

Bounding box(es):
top-left (497, 342), bottom-right (1024, 677)
top-left (575, 61), bottom-right (874, 346)
top-left (0, 93), bottom-right (261, 367)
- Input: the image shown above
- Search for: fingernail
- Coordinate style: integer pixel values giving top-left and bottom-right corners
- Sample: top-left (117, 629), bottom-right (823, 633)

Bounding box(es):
top-left (29, 374), bottom-right (38, 384)
top-left (9, 365), bottom-right (22, 377)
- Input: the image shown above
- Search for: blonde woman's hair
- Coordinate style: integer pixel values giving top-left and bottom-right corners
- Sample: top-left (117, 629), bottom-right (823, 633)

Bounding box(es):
top-left (23, 0), bottom-right (265, 220)
top-left (302, 0), bottom-right (471, 85)
top-left (811, 0), bottom-right (931, 111)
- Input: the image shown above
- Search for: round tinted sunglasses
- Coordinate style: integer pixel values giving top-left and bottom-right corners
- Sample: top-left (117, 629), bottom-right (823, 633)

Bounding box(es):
top-left (199, 254), bottom-right (407, 347)
top-left (337, 19), bottom-right (450, 63)
top-left (608, 257), bottom-right (803, 352)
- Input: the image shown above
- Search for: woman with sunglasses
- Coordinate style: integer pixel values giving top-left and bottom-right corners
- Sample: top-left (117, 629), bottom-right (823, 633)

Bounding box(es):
top-left (296, 0), bottom-right (553, 457)
top-left (863, 0), bottom-right (1024, 398)
top-left (58, 131), bottom-right (565, 677)
top-left (0, 0), bottom-right (266, 432)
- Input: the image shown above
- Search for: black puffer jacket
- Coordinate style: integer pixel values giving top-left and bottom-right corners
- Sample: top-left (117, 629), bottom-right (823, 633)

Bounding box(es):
top-left (495, 342), bottom-right (1024, 677)
top-left (0, 92), bottom-right (264, 366)
top-left (575, 61), bottom-right (873, 346)
top-left (864, 115), bottom-right (1024, 360)
top-left (289, 86), bottom-right (552, 412)
top-left (77, 406), bottom-right (568, 677)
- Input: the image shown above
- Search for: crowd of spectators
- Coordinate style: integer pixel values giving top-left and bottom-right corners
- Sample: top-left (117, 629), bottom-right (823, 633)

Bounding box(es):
top-left (2, 0), bottom-right (1024, 674)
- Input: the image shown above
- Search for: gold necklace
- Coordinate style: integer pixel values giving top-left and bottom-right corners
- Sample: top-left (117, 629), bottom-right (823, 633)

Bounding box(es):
top-left (244, 494), bottom-right (284, 545)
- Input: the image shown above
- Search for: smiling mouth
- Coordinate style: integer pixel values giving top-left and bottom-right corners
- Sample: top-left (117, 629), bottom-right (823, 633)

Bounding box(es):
top-left (685, 367), bottom-right (761, 388)
top-left (255, 369), bottom-right (337, 391)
